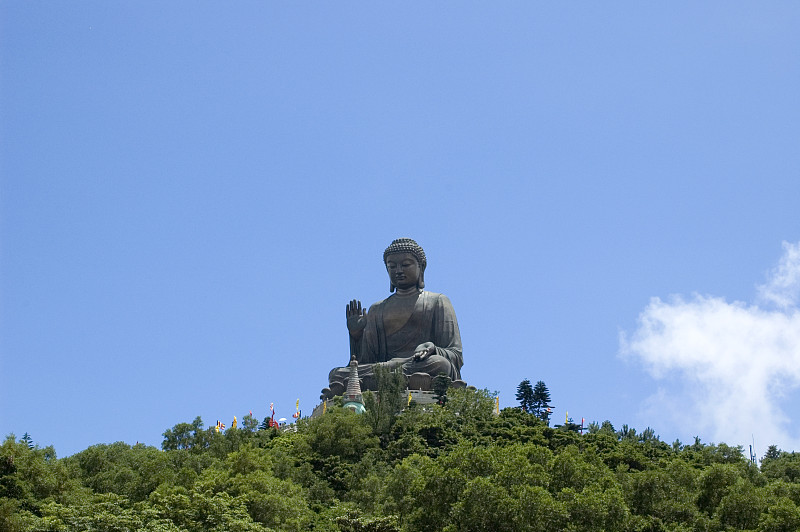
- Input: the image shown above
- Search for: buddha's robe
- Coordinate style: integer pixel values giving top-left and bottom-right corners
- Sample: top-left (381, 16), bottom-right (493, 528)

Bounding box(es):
top-left (329, 291), bottom-right (463, 387)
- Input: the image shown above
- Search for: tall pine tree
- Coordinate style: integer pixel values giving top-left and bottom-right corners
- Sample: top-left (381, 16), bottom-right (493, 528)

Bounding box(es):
top-left (531, 380), bottom-right (552, 424)
top-left (515, 379), bottom-right (534, 413)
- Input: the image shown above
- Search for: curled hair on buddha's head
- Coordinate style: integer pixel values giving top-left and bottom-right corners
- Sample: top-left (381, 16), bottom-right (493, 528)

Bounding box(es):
top-left (384, 238), bottom-right (426, 292)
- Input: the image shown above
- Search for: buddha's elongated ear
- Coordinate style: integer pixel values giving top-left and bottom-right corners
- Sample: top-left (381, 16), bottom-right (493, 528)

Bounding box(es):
top-left (387, 261), bottom-right (395, 292)
top-left (418, 267), bottom-right (425, 290)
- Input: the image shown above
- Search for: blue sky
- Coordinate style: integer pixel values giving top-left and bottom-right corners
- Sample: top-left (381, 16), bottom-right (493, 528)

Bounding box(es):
top-left (2, 3), bottom-right (799, 458)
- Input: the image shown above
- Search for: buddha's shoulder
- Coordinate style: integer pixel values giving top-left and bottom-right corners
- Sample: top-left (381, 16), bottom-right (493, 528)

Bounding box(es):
top-left (422, 290), bottom-right (447, 301)
top-left (421, 291), bottom-right (454, 307)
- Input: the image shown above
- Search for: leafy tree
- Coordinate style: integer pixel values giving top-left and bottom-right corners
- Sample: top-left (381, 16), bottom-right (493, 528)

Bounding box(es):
top-left (559, 416), bottom-right (583, 434)
top-left (225, 464), bottom-right (313, 529)
top-left (362, 366), bottom-right (405, 440)
top-left (0, 435), bottom-right (82, 531)
top-left (764, 444), bottom-right (783, 462)
top-left (67, 442), bottom-right (175, 502)
top-left (549, 444), bottom-right (604, 493)
top-left (622, 462), bottom-right (700, 526)
top-left (388, 403), bottom-right (458, 459)
top-left (762, 451), bottom-right (800, 483)
top-left (432, 374), bottom-right (451, 406)
top-left (760, 497), bottom-right (800, 532)
top-left (332, 505), bottom-right (399, 532)
top-left (515, 485), bottom-right (568, 532)
top-left (515, 379), bottom-right (534, 413)
top-left (161, 416), bottom-right (206, 451)
top-left (717, 478), bottom-right (765, 530)
top-left (448, 476), bottom-right (516, 532)
top-left (241, 414), bottom-right (259, 432)
top-left (444, 387), bottom-right (497, 438)
top-left (639, 427), bottom-right (658, 443)
top-left (259, 416), bottom-right (272, 431)
top-left (697, 463), bottom-right (740, 515)
top-left (298, 409), bottom-right (378, 463)
top-left (617, 424), bottom-right (637, 441)
top-left (564, 484), bottom-right (629, 532)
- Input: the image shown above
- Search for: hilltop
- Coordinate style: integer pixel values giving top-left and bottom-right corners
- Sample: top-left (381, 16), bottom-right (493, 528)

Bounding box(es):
top-left (3, 387), bottom-right (800, 531)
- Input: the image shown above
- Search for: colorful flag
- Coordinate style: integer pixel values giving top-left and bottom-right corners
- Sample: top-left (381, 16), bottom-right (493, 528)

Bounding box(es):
top-left (495, 396), bottom-right (500, 415)
top-left (323, 401), bottom-right (327, 414)
top-left (565, 411), bottom-right (569, 424)
top-left (408, 391), bottom-right (413, 406)
top-left (231, 416), bottom-right (237, 429)
top-left (296, 399), bottom-right (300, 411)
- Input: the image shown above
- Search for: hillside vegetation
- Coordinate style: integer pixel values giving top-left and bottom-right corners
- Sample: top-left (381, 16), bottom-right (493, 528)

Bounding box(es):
top-left (3, 387), bottom-right (800, 531)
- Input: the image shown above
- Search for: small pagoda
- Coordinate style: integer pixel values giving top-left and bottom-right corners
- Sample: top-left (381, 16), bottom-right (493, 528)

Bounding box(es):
top-left (342, 355), bottom-right (365, 414)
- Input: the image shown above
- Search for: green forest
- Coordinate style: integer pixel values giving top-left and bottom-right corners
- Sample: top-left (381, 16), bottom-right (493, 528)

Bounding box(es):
top-left (3, 382), bottom-right (800, 532)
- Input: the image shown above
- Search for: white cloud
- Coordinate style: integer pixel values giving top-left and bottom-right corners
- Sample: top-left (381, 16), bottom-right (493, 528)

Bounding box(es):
top-left (758, 241), bottom-right (800, 310)
top-left (621, 242), bottom-right (800, 453)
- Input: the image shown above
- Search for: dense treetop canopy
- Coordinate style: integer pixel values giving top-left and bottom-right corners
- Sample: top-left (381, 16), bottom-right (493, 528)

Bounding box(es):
top-left (3, 386), bottom-right (800, 531)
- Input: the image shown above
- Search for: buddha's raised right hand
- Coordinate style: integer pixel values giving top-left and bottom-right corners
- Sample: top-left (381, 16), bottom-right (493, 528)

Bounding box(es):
top-left (346, 299), bottom-right (368, 338)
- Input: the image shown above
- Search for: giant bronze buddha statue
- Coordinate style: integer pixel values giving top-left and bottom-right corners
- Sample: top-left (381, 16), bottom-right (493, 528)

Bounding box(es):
top-left (325, 238), bottom-right (463, 397)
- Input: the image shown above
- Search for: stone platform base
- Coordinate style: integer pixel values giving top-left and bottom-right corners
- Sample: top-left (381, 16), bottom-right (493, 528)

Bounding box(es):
top-left (310, 384), bottom-right (476, 419)
top-left (311, 390), bottom-right (438, 418)
top-left (322, 373), bottom-right (468, 401)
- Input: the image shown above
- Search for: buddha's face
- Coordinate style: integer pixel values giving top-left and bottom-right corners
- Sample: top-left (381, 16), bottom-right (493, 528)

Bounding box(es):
top-left (385, 252), bottom-right (421, 290)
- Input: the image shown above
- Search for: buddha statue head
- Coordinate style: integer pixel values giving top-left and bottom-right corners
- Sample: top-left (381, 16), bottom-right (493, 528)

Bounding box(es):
top-left (384, 238), bottom-right (426, 292)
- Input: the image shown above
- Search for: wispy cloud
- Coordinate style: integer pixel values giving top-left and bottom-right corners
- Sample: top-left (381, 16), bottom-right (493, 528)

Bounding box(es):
top-left (757, 241), bottom-right (800, 310)
top-left (621, 242), bottom-right (800, 453)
